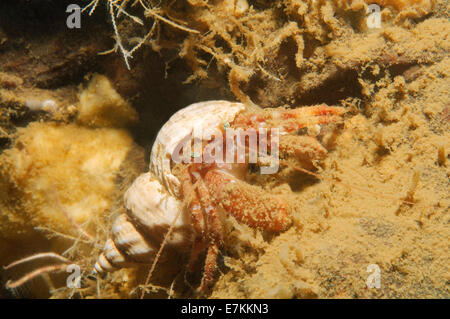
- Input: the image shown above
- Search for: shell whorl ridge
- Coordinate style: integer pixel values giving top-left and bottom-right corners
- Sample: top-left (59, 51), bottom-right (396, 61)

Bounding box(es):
top-left (150, 100), bottom-right (245, 197)
top-left (95, 101), bottom-right (247, 274)
top-left (94, 214), bottom-right (149, 273)
top-left (93, 173), bottom-right (193, 274)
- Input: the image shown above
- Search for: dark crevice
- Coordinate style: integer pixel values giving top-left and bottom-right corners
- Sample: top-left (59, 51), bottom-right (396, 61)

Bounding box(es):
top-left (388, 63), bottom-right (420, 78)
top-left (0, 1), bottom-right (112, 89)
top-left (296, 68), bottom-right (363, 106)
top-left (302, 34), bottom-right (322, 60)
top-left (0, 0), bottom-right (108, 36)
top-left (375, 146), bottom-right (390, 158)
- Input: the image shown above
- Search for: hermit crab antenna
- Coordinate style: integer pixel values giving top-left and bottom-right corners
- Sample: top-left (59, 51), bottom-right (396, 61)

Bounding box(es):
top-left (140, 206), bottom-right (184, 299)
top-left (4, 252), bottom-right (72, 289)
top-left (3, 252), bottom-right (71, 270)
top-left (5, 264), bottom-right (68, 289)
top-left (280, 160), bottom-right (416, 206)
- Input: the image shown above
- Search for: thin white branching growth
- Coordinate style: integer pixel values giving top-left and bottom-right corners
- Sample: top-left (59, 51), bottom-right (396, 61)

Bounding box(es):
top-left (139, 0), bottom-right (200, 34)
top-left (140, 205), bottom-right (184, 299)
top-left (82, 0), bottom-right (100, 15)
top-left (62, 234), bottom-right (89, 257)
top-left (113, 2), bottom-right (144, 25)
top-left (83, 0), bottom-right (199, 70)
top-left (83, 0), bottom-right (143, 70)
top-left (108, 1), bottom-right (133, 69)
top-left (129, 19), bottom-right (157, 56)
top-left (34, 226), bottom-right (92, 244)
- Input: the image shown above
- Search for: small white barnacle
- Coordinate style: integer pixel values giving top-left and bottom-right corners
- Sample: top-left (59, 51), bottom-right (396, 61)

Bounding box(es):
top-left (220, 0), bottom-right (249, 17)
top-left (25, 99), bottom-right (58, 112)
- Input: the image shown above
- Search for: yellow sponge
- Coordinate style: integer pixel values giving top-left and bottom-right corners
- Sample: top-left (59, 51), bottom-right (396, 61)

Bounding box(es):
top-left (78, 74), bottom-right (138, 128)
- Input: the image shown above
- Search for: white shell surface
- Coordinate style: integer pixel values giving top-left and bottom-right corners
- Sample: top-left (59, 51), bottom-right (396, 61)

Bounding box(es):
top-left (150, 100), bottom-right (246, 196)
top-left (124, 172), bottom-right (192, 249)
top-left (95, 101), bottom-right (246, 274)
top-left (94, 172), bottom-right (193, 273)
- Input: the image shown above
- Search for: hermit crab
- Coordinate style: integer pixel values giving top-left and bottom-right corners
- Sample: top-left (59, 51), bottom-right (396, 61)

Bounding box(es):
top-left (3, 100), bottom-right (346, 295)
top-left (94, 100), bottom-right (346, 292)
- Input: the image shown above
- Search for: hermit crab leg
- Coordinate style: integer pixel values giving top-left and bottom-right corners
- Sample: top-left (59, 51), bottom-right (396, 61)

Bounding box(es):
top-left (278, 135), bottom-right (328, 171)
top-left (180, 166), bottom-right (209, 275)
top-left (181, 164), bottom-right (224, 292)
top-left (233, 104), bottom-right (346, 132)
top-left (271, 105), bottom-right (347, 133)
top-left (180, 166), bottom-right (206, 237)
top-left (199, 243), bottom-right (220, 293)
top-left (195, 178), bottom-right (224, 245)
top-left (204, 169), bottom-right (292, 232)
top-left (194, 176), bottom-right (225, 293)
top-left (281, 104), bottom-right (347, 119)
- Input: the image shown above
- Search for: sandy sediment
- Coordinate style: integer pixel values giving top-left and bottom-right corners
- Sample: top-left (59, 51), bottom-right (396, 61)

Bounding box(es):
top-left (0, 0), bottom-right (448, 298)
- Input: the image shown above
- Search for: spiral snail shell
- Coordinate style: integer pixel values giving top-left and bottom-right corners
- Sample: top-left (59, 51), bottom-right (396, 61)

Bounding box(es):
top-left (93, 172), bottom-right (192, 273)
top-left (94, 101), bottom-right (246, 274)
